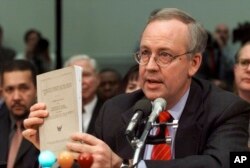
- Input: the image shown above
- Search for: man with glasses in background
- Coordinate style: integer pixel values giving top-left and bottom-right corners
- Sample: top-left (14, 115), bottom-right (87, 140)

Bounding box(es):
top-left (23, 8), bottom-right (249, 168)
top-left (234, 41), bottom-right (250, 149)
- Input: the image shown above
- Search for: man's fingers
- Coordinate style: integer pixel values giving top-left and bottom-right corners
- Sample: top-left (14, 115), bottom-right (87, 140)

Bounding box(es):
top-left (66, 142), bottom-right (93, 154)
top-left (70, 133), bottom-right (102, 146)
top-left (30, 102), bottom-right (46, 112)
top-left (22, 129), bottom-right (40, 149)
top-left (23, 117), bottom-right (45, 129)
top-left (28, 109), bottom-right (49, 118)
top-left (22, 129), bottom-right (37, 139)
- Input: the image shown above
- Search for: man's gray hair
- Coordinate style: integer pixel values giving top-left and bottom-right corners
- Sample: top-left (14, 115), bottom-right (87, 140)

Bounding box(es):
top-left (147, 8), bottom-right (207, 55)
top-left (64, 54), bottom-right (99, 72)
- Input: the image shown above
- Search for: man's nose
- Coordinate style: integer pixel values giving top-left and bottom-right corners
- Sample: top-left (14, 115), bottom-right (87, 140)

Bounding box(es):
top-left (12, 90), bottom-right (21, 100)
top-left (82, 79), bottom-right (87, 85)
top-left (246, 63), bottom-right (250, 71)
top-left (146, 55), bottom-right (159, 70)
top-left (104, 83), bottom-right (111, 90)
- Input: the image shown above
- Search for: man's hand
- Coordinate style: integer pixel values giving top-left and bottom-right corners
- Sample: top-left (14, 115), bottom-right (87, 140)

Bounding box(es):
top-left (67, 133), bottom-right (123, 168)
top-left (22, 102), bottom-right (49, 149)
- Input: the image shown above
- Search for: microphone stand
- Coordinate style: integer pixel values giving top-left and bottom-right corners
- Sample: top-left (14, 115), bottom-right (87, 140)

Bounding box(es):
top-left (130, 120), bottom-right (178, 168)
top-left (132, 121), bottom-right (152, 168)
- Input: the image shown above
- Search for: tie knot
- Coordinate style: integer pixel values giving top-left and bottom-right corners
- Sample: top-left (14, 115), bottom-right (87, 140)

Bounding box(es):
top-left (15, 121), bottom-right (22, 130)
top-left (158, 111), bottom-right (171, 122)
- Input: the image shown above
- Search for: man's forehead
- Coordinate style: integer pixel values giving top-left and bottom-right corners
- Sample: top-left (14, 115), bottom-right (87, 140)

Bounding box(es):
top-left (3, 70), bottom-right (32, 77)
top-left (71, 60), bottom-right (95, 70)
top-left (239, 44), bottom-right (250, 58)
top-left (216, 24), bottom-right (229, 31)
top-left (3, 70), bottom-right (33, 84)
top-left (141, 20), bottom-right (189, 51)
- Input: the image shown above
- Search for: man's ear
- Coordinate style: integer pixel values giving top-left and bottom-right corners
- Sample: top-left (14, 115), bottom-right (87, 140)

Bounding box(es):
top-left (188, 53), bottom-right (202, 77)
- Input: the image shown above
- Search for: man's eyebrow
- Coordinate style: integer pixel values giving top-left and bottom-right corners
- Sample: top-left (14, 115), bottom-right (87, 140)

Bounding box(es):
top-left (139, 45), bottom-right (149, 49)
top-left (239, 58), bottom-right (250, 60)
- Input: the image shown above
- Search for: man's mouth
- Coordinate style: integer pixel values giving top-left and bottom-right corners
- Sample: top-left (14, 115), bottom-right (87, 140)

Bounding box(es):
top-left (12, 104), bottom-right (24, 109)
top-left (145, 78), bottom-right (162, 89)
top-left (148, 79), bottom-right (160, 82)
top-left (242, 78), bottom-right (250, 83)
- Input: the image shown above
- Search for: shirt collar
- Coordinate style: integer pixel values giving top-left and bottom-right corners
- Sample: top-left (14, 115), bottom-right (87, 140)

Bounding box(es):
top-left (9, 112), bottom-right (24, 130)
top-left (84, 95), bottom-right (97, 114)
top-left (168, 87), bottom-right (190, 120)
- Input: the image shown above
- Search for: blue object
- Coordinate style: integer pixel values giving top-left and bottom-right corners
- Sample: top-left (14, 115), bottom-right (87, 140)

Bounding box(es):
top-left (38, 150), bottom-right (56, 168)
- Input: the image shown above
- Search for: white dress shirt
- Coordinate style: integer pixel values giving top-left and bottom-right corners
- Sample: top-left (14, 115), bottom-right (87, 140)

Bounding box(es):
top-left (82, 95), bottom-right (97, 132)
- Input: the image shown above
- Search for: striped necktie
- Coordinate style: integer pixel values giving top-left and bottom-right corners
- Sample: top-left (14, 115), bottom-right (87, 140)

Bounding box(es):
top-left (151, 111), bottom-right (172, 160)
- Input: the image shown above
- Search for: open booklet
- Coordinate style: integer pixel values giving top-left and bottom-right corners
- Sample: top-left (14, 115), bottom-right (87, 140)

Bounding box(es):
top-left (37, 65), bottom-right (83, 156)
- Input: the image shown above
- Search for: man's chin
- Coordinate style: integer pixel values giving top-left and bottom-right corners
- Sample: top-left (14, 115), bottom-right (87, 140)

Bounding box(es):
top-left (11, 109), bottom-right (29, 120)
top-left (144, 91), bottom-right (162, 101)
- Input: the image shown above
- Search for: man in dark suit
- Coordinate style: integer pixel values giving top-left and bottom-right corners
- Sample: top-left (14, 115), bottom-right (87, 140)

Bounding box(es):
top-left (23, 8), bottom-right (249, 168)
top-left (0, 60), bottom-right (39, 168)
top-left (64, 54), bottom-right (103, 134)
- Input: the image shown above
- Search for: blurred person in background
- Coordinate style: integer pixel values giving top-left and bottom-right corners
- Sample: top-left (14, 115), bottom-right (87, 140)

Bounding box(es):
top-left (16, 29), bottom-right (56, 72)
top-left (64, 55), bottom-right (103, 134)
top-left (32, 38), bottom-right (53, 74)
top-left (197, 28), bottom-right (234, 90)
top-left (0, 25), bottom-right (16, 67)
top-left (233, 41), bottom-right (250, 148)
top-left (98, 68), bottom-right (122, 101)
top-left (214, 23), bottom-right (235, 87)
top-left (16, 29), bottom-right (41, 61)
top-left (214, 24), bottom-right (230, 51)
top-left (122, 64), bottom-right (141, 93)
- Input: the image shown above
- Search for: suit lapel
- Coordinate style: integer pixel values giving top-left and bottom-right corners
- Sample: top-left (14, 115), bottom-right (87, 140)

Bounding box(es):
top-left (87, 98), bottom-right (103, 134)
top-left (121, 91), bottom-right (147, 128)
top-left (121, 105), bottom-right (136, 127)
top-left (175, 79), bottom-right (207, 158)
top-left (118, 91), bottom-right (146, 158)
top-left (14, 138), bottom-right (32, 165)
top-left (0, 104), bottom-right (10, 163)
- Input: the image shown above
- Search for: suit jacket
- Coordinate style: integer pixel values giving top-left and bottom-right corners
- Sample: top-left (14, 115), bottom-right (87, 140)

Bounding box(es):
top-left (86, 98), bottom-right (103, 134)
top-left (95, 78), bottom-right (250, 168)
top-left (0, 104), bottom-right (40, 168)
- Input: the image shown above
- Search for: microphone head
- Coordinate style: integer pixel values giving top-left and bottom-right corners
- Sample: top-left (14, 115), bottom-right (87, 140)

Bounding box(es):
top-left (133, 98), bottom-right (152, 117)
top-left (153, 98), bottom-right (167, 114)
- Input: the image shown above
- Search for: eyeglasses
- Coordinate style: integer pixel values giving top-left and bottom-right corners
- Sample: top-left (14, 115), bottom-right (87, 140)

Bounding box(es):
top-left (237, 59), bottom-right (250, 69)
top-left (134, 50), bottom-right (192, 67)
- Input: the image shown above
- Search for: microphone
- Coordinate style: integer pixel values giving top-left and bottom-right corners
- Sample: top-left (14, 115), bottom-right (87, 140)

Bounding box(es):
top-left (148, 98), bottom-right (167, 123)
top-left (125, 98), bottom-right (152, 138)
top-left (132, 98), bottom-right (167, 167)
top-left (140, 98), bottom-right (167, 143)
